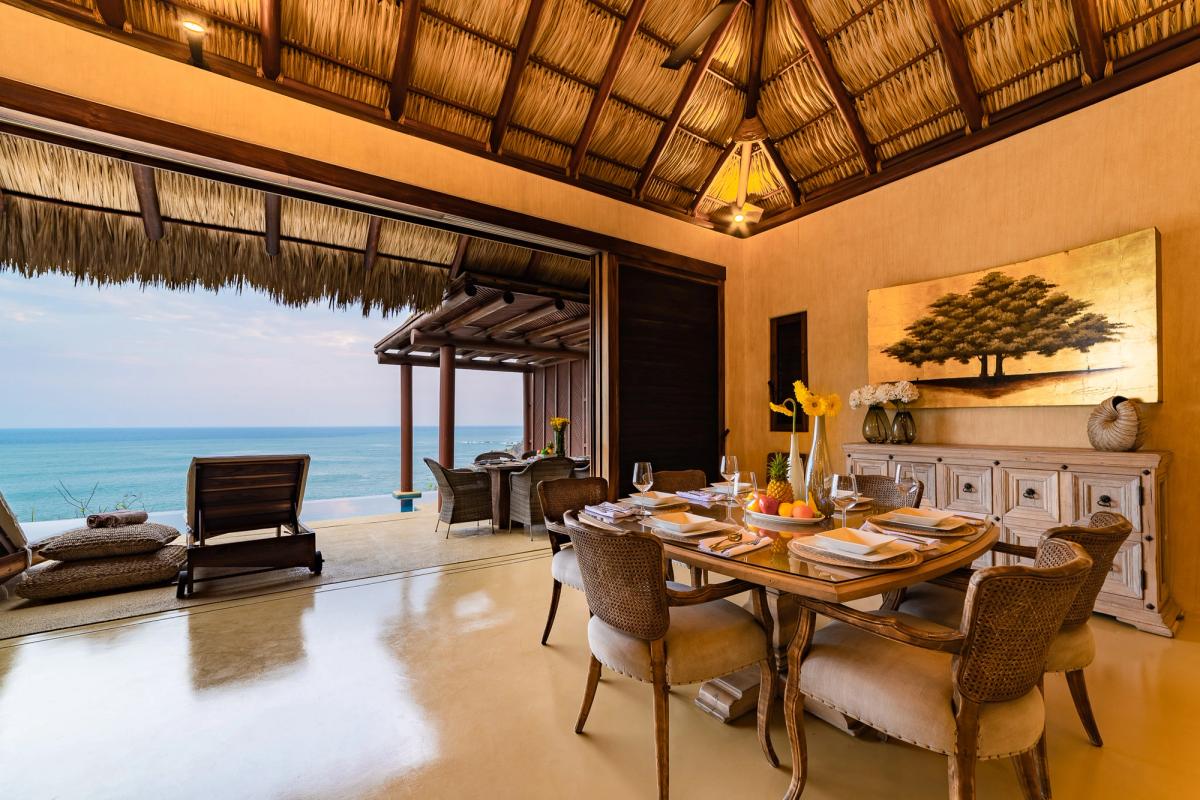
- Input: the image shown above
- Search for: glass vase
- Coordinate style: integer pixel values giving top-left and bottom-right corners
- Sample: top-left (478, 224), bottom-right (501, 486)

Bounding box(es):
top-left (890, 407), bottom-right (916, 444)
top-left (788, 432), bottom-right (805, 501)
top-left (804, 414), bottom-right (835, 516)
top-left (862, 405), bottom-right (890, 444)
top-left (554, 426), bottom-right (567, 457)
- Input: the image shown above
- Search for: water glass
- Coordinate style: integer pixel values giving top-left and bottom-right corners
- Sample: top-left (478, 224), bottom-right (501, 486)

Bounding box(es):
top-left (831, 473), bottom-right (858, 528)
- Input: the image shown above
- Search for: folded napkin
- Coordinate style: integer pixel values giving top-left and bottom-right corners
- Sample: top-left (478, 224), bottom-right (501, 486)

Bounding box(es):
top-left (699, 533), bottom-right (771, 558)
top-left (583, 502), bottom-right (634, 521)
top-left (676, 490), bottom-right (722, 506)
top-left (578, 513), bottom-right (625, 531)
top-left (861, 521), bottom-right (940, 550)
top-left (87, 510), bottom-right (149, 529)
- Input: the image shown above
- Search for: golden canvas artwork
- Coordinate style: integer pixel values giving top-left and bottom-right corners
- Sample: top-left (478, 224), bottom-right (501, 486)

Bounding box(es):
top-left (867, 229), bottom-right (1161, 408)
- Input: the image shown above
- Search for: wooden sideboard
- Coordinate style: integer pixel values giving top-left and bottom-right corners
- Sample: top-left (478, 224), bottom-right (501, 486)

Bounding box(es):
top-left (843, 442), bottom-right (1180, 637)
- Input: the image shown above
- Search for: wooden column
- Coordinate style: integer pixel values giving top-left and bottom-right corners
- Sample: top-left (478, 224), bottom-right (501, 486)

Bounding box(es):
top-left (400, 363), bottom-right (413, 492)
top-left (523, 371), bottom-right (533, 453)
top-left (438, 344), bottom-right (456, 467)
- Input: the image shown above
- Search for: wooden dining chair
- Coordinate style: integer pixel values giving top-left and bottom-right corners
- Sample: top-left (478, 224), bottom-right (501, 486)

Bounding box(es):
top-left (565, 512), bottom-right (779, 799)
top-left (790, 539), bottom-right (1092, 800)
top-left (535, 477), bottom-right (607, 645)
top-left (650, 469), bottom-right (708, 493)
top-left (424, 458), bottom-right (493, 538)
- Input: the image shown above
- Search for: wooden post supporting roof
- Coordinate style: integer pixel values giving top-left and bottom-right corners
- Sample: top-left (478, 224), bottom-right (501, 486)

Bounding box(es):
top-left (569, 0), bottom-right (650, 176)
top-left (400, 362), bottom-right (413, 492)
top-left (448, 234), bottom-right (469, 280)
top-left (438, 344), bottom-right (455, 468)
top-left (491, 0), bottom-right (548, 154)
top-left (1069, 0), bottom-right (1109, 83)
top-left (924, 0), bottom-right (984, 131)
top-left (260, 0), bottom-right (281, 81)
top-left (264, 192), bottom-right (281, 256)
top-left (130, 165), bottom-right (163, 241)
top-left (388, 0), bottom-right (422, 121)
top-left (635, 5), bottom-right (740, 197)
top-left (363, 216), bottom-right (381, 273)
top-left (784, 0), bottom-right (876, 171)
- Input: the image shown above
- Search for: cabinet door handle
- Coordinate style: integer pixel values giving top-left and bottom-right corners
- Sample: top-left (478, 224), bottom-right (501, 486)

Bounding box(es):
top-left (1023, 488), bottom-right (1037, 499)
top-left (962, 482), bottom-right (976, 493)
top-left (1097, 494), bottom-right (1113, 507)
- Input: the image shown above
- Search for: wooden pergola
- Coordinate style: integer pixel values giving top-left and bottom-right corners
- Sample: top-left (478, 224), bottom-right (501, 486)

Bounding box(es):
top-left (375, 283), bottom-right (590, 497)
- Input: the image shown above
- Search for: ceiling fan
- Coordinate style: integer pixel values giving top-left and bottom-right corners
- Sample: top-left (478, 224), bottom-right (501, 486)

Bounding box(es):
top-left (661, 0), bottom-right (740, 69)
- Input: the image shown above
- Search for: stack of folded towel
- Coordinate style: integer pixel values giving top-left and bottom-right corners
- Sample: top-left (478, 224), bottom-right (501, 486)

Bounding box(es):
top-left (582, 502), bottom-right (635, 522)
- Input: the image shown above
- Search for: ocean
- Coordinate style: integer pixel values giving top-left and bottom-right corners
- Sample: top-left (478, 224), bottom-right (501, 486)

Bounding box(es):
top-left (0, 426), bottom-right (523, 522)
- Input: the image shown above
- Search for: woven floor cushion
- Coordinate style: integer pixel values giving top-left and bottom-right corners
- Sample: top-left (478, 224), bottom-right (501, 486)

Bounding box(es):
top-left (38, 523), bottom-right (179, 561)
top-left (16, 545), bottom-right (186, 600)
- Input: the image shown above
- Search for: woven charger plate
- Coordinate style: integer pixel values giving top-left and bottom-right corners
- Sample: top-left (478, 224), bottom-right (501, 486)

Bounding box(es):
top-left (865, 515), bottom-right (981, 539)
top-left (787, 539), bottom-right (923, 571)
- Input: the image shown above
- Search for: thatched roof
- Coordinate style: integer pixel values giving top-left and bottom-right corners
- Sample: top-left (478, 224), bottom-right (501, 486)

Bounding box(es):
top-left (0, 133), bottom-right (590, 316)
top-left (18, 0), bottom-right (1200, 231)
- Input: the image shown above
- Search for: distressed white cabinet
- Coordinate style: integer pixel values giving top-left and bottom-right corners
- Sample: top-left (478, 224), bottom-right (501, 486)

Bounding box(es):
top-left (844, 442), bottom-right (1178, 637)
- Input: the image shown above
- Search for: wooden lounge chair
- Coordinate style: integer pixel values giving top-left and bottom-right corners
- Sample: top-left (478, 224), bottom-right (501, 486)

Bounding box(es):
top-left (177, 455), bottom-right (322, 598)
top-left (0, 490), bottom-right (37, 590)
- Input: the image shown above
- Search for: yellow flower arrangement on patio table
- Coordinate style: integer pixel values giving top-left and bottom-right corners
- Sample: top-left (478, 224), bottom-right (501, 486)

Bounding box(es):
top-left (549, 417), bottom-right (570, 430)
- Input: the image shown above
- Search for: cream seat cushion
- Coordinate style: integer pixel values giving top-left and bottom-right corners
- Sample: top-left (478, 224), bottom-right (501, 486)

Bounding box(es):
top-left (551, 547), bottom-right (583, 591)
top-left (588, 582), bottom-right (765, 685)
top-left (901, 583), bottom-right (1096, 671)
top-left (802, 618), bottom-right (1044, 759)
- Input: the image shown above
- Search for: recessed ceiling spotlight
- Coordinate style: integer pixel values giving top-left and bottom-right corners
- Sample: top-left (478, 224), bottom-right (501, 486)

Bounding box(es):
top-left (181, 20), bottom-right (206, 34)
top-left (733, 212), bottom-right (745, 223)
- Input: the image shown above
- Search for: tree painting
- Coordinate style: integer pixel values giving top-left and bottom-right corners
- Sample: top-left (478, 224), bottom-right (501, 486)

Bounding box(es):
top-left (882, 271), bottom-right (1125, 380)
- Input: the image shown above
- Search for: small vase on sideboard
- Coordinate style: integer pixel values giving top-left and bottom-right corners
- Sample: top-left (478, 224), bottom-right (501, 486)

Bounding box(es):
top-left (890, 405), bottom-right (916, 444)
top-left (862, 405), bottom-right (890, 444)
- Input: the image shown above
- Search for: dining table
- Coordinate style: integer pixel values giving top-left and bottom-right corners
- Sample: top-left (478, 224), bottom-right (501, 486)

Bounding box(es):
top-left (581, 495), bottom-right (998, 800)
top-left (471, 457), bottom-right (591, 528)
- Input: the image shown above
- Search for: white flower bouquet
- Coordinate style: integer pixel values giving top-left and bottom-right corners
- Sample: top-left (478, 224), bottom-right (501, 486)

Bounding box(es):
top-left (850, 381), bottom-right (919, 408)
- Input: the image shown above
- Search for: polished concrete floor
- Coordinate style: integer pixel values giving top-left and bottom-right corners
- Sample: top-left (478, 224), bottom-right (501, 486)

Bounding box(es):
top-left (0, 551), bottom-right (1195, 799)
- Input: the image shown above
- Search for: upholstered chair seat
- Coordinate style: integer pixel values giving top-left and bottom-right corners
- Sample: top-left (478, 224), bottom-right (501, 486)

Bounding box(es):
top-left (550, 547), bottom-right (583, 592)
top-left (587, 581), bottom-right (768, 685)
top-left (536, 477), bottom-right (608, 644)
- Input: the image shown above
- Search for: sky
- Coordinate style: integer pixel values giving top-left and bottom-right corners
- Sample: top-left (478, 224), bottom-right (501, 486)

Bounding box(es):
top-left (0, 272), bottom-right (524, 428)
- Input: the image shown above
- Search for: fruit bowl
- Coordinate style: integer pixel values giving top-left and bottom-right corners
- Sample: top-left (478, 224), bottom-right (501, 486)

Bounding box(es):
top-left (744, 508), bottom-right (826, 528)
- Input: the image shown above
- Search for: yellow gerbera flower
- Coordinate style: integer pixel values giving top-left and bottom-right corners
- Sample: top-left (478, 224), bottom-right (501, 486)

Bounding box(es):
top-left (799, 396), bottom-right (819, 416)
top-left (825, 394), bottom-right (842, 417)
top-left (811, 396), bottom-right (830, 416)
top-left (769, 402), bottom-right (794, 418)
top-left (793, 380), bottom-right (811, 405)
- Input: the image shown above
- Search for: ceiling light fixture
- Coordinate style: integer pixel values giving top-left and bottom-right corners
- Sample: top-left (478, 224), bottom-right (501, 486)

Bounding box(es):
top-left (181, 20), bottom-right (206, 34)
top-left (182, 20), bottom-right (208, 69)
top-left (724, 140), bottom-right (763, 227)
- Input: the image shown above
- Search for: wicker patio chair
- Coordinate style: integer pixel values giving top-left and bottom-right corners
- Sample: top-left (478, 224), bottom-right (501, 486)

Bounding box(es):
top-left (424, 458), bottom-right (494, 538)
top-left (851, 474), bottom-right (924, 508)
top-left (649, 469), bottom-right (708, 493)
top-left (565, 512), bottom-right (778, 799)
top-left (535, 477), bottom-right (608, 644)
top-left (474, 451), bottom-right (516, 464)
top-left (792, 539), bottom-right (1092, 800)
top-left (508, 457), bottom-right (575, 539)
top-left (896, 511), bottom-right (1133, 792)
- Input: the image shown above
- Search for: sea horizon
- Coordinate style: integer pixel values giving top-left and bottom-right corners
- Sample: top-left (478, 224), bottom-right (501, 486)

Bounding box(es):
top-left (0, 424), bottom-right (524, 523)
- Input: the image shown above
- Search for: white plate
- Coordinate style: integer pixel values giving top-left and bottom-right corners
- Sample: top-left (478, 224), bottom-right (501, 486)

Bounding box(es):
top-left (629, 491), bottom-right (682, 507)
top-left (815, 526), bottom-right (896, 555)
top-left (800, 536), bottom-right (919, 563)
top-left (876, 507), bottom-right (964, 530)
top-left (651, 511), bottom-right (713, 533)
top-left (708, 482), bottom-right (738, 495)
top-left (646, 518), bottom-right (737, 538)
top-left (744, 508), bottom-right (826, 528)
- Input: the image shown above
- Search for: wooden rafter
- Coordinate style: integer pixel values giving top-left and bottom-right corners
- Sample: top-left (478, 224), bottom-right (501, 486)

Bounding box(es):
top-left (924, 0), bottom-right (984, 131)
top-left (259, 0), bottom-right (281, 81)
top-left (635, 3), bottom-right (740, 197)
top-left (569, 0), bottom-right (650, 176)
top-left (1069, 0), bottom-right (1108, 82)
top-left (450, 294), bottom-right (516, 329)
top-left (363, 216), bottom-right (381, 273)
top-left (482, 300), bottom-right (563, 337)
top-left (745, 0), bottom-right (769, 119)
top-left (94, 0), bottom-right (126, 30)
top-left (411, 331), bottom-right (585, 361)
top-left (690, 140), bottom-right (738, 215)
top-left (387, 0), bottom-right (422, 121)
top-left (264, 192), bottom-right (281, 256)
top-left (491, 0), bottom-right (548, 154)
top-left (784, 0), bottom-right (876, 172)
top-left (447, 234), bottom-right (469, 280)
top-left (130, 165), bottom-right (164, 240)
top-left (526, 315), bottom-right (590, 341)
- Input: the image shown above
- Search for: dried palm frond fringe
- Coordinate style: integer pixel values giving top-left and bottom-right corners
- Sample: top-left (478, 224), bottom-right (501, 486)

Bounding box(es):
top-left (0, 134), bottom-right (139, 211)
top-left (1102, 0), bottom-right (1199, 60)
top-left (763, 0), bottom-right (809, 77)
top-left (533, 0), bottom-right (621, 85)
top-left (193, 0), bottom-right (258, 27)
top-left (808, 0), bottom-right (880, 35)
top-left (282, 48), bottom-right (388, 108)
top-left (800, 154), bottom-right (868, 194)
top-left (613, 34), bottom-right (688, 116)
top-left (778, 109), bottom-right (858, 177)
top-left (712, 4), bottom-right (752, 84)
top-left (963, 0), bottom-right (1079, 112)
top-left (412, 17), bottom-right (509, 113)
top-left (378, 218), bottom-right (461, 264)
top-left (427, 0), bottom-right (531, 47)
top-left (823, 0), bottom-right (938, 94)
top-left (581, 155), bottom-right (639, 189)
top-left (856, 52), bottom-right (958, 142)
top-left (282, 0), bottom-right (402, 77)
top-left (760, 58), bottom-right (833, 137)
top-left (876, 107), bottom-right (966, 160)
top-left (643, 178), bottom-right (695, 210)
top-left (681, 74), bottom-right (745, 142)
top-left (128, 0), bottom-right (259, 67)
top-left (464, 238), bottom-right (534, 276)
top-left (654, 132), bottom-right (721, 189)
top-left (503, 127), bottom-right (573, 168)
top-left (642, 0), bottom-right (717, 46)
top-left (511, 64), bottom-right (592, 143)
top-left (157, 169), bottom-right (264, 231)
top-left (0, 198), bottom-right (447, 315)
top-left (589, 100), bottom-right (659, 165)
top-left (282, 196), bottom-right (370, 249)
top-left (406, 93), bottom-right (491, 142)
top-left (529, 253), bottom-right (591, 291)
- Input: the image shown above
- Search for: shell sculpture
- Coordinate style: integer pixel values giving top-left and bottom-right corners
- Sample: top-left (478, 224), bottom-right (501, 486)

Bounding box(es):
top-left (1087, 396), bottom-right (1146, 451)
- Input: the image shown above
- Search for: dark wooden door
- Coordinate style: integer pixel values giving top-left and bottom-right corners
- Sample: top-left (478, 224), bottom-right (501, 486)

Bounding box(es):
top-left (616, 264), bottom-right (721, 495)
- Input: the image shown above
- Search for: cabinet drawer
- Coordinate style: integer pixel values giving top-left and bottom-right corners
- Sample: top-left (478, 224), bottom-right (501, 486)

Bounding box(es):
top-left (850, 458), bottom-right (890, 477)
top-left (940, 464), bottom-right (992, 516)
top-left (895, 461), bottom-right (936, 508)
top-left (1069, 473), bottom-right (1142, 532)
top-left (1101, 541), bottom-right (1144, 600)
top-left (1001, 468), bottom-right (1060, 525)
top-left (999, 526), bottom-right (1043, 567)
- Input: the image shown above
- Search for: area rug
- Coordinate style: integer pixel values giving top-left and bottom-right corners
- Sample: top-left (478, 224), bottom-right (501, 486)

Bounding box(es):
top-left (0, 510), bottom-right (547, 641)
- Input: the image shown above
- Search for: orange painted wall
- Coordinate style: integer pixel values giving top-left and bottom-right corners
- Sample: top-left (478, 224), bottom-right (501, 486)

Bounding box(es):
top-left (728, 63), bottom-right (1200, 614)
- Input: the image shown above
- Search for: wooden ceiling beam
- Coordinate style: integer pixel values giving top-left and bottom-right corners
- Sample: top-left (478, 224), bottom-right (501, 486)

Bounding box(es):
top-left (924, 0), bottom-right (984, 131)
top-left (481, 300), bottom-right (564, 337)
top-left (745, 0), bottom-right (769, 119)
top-left (260, 0), bottom-right (281, 81)
top-left (264, 192), bottom-right (281, 256)
top-left (130, 165), bottom-right (164, 241)
top-left (1069, 0), bottom-right (1109, 82)
top-left (447, 234), bottom-right (469, 280)
top-left (378, 352), bottom-right (533, 373)
top-left (94, 0), bottom-right (126, 30)
top-left (635, 3), bottom-right (741, 197)
top-left (784, 0), bottom-right (876, 172)
top-left (387, 0), bottom-right (422, 121)
top-left (363, 216), bottom-right (381, 273)
top-left (491, 0), bottom-right (548, 153)
top-left (411, 331), bottom-right (585, 361)
top-left (449, 293), bottom-right (517, 329)
top-left (569, 0), bottom-right (650, 176)
top-left (526, 315), bottom-right (590, 341)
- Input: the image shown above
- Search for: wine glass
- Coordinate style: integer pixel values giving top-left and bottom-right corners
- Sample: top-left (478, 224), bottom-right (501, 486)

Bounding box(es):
top-left (719, 455), bottom-right (739, 505)
top-left (895, 464), bottom-right (918, 508)
top-left (738, 471), bottom-right (759, 519)
top-left (831, 473), bottom-right (858, 528)
top-left (633, 462), bottom-right (653, 495)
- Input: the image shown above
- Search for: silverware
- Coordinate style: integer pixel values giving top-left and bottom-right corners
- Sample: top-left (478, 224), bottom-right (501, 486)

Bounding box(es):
top-left (710, 532), bottom-right (744, 552)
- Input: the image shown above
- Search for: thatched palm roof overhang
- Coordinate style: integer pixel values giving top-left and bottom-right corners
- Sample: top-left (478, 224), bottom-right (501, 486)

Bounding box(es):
top-left (5, 0), bottom-right (1199, 233)
top-left (0, 132), bottom-right (591, 316)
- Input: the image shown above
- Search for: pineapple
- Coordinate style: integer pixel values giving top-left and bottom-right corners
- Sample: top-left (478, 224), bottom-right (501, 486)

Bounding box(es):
top-left (766, 454), bottom-right (794, 504)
